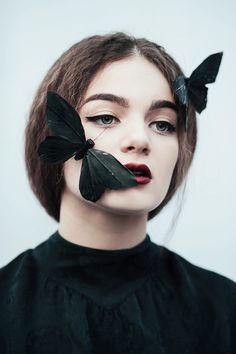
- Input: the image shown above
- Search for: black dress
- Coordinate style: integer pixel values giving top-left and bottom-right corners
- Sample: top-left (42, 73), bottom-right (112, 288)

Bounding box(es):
top-left (0, 230), bottom-right (235, 354)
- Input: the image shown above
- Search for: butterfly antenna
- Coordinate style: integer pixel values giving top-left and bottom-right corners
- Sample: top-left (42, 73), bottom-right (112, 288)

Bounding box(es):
top-left (93, 128), bottom-right (107, 142)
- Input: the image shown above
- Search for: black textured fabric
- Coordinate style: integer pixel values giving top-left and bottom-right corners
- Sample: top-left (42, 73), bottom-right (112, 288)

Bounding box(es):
top-left (0, 230), bottom-right (235, 353)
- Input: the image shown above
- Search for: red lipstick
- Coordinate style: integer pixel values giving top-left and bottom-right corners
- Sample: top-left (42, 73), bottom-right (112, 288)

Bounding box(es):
top-left (124, 163), bottom-right (152, 184)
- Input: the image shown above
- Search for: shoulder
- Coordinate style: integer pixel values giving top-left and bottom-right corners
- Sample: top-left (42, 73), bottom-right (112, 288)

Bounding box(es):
top-left (0, 236), bottom-right (49, 291)
top-left (0, 238), bottom-right (52, 318)
top-left (151, 241), bottom-right (236, 311)
top-left (0, 236), bottom-right (51, 286)
top-left (169, 245), bottom-right (235, 289)
top-left (0, 249), bottom-right (34, 287)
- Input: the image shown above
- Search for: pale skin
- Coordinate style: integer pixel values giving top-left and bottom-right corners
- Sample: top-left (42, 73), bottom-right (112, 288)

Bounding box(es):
top-left (58, 54), bottom-right (179, 250)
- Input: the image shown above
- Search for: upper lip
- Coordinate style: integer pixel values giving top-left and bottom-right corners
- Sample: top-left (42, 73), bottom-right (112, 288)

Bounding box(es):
top-left (124, 163), bottom-right (152, 178)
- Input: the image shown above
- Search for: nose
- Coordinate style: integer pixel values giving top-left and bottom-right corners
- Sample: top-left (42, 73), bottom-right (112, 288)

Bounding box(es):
top-left (120, 121), bottom-right (151, 156)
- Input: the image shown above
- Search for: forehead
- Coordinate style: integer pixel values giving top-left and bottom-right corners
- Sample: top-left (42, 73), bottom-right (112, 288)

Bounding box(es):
top-left (81, 55), bottom-right (174, 106)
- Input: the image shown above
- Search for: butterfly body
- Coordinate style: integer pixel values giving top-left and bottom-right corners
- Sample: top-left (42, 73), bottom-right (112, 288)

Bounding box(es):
top-left (74, 139), bottom-right (95, 160)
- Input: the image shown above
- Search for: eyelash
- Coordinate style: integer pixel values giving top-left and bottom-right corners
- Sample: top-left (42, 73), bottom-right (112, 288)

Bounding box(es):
top-left (85, 114), bottom-right (177, 135)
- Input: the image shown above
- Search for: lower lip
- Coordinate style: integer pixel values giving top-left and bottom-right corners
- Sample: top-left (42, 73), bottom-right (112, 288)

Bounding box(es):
top-left (134, 176), bottom-right (151, 184)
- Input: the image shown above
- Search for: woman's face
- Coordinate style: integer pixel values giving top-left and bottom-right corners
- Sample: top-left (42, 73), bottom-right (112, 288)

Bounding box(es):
top-left (63, 55), bottom-right (179, 217)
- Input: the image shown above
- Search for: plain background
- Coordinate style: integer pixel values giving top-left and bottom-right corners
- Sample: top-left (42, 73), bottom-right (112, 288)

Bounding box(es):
top-left (1, 0), bottom-right (235, 281)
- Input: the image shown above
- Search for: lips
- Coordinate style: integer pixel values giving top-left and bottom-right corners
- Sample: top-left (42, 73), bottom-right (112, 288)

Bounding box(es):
top-left (124, 163), bottom-right (152, 178)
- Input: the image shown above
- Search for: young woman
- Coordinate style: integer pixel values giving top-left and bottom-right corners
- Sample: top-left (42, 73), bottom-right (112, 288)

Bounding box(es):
top-left (0, 32), bottom-right (235, 353)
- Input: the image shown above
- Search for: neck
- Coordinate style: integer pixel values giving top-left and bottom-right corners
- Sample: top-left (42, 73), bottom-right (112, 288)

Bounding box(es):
top-left (58, 190), bottom-right (148, 250)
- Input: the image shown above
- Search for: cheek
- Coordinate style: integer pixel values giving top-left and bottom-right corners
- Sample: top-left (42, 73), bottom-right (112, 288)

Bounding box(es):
top-left (63, 158), bottom-right (83, 196)
top-left (164, 142), bottom-right (179, 174)
top-left (156, 139), bottom-right (179, 193)
top-left (90, 128), bottom-right (119, 156)
top-left (83, 123), bottom-right (119, 153)
top-left (83, 122), bottom-right (111, 143)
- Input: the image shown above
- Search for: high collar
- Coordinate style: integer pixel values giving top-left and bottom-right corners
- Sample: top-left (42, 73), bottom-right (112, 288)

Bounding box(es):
top-left (51, 229), bottom-right (151, 259)
top-left (33, 230), bottom-right (158, 307)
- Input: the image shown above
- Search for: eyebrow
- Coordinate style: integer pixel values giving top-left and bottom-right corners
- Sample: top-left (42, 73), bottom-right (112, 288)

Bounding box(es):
top-left (81, 93), bottom-right (178, 113)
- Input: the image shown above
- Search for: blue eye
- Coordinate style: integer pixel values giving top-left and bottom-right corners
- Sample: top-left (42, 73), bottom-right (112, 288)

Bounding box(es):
top-left (85, 114), bottom-right (118, 125)
top-left (85, 115), bottom-right (176, 135)
top-left (150, 121), bottom-right (176, 134)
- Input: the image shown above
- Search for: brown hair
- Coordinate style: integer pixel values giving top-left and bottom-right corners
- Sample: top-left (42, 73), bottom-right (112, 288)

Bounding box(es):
top-left (24, 31), bottom-right (197, 223)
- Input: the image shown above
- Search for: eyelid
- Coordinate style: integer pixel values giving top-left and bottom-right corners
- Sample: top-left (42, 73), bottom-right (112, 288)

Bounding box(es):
top-left (151, 111), bottom-right (176, 119)
top-left (150, 114), bottom-right (177, 126)
top-left (85, 114), bottom-right (119, 125)
top-left (85, 114), bottom-right (119, 119)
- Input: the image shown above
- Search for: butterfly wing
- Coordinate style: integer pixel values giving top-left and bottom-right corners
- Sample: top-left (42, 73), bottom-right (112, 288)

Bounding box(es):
top-left (45, 91), bottom-right (86, 143)
top-left (37, 136), bottom-right (84, 164)
top-left (188, 52), bottom-right (223, 113)
top-left (79, 149), bottom-right (138, 202)
top-left (187, 85), bottom-right (208, 113)
top-left (189, 52), bottom-right (223, 86)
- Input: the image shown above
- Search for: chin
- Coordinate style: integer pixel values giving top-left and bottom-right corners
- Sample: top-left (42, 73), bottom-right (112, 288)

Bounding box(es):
top-left (96, 189), bottom-right (163, 216)
top-left (97, 203), bottom-right (152, 217)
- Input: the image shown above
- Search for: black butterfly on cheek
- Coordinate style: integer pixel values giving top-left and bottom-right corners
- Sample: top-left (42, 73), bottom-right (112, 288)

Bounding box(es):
top-left (37, 91), bottom-right (138, 202)
top-left (172, 52), bottom-right (223, 131)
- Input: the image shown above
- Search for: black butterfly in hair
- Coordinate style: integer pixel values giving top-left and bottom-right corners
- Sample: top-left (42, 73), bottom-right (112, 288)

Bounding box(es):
top-left (172, 52), bottom-right (223, 131)
top-left (37, 91), bottom-right (138, 202)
